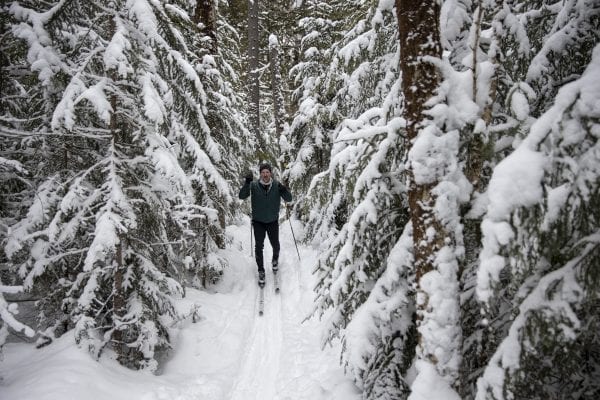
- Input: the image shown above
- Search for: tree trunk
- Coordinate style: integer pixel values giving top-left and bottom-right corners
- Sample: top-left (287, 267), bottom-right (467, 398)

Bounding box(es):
top-left (269, 34), bottom-right (286, 137)
top-left (397, 0), bottom-right (459, 378)
top-left (248, 0), bottom-right (261, 150)
top-left (193, 0), bottom-right (218, 54)
top-left (396, 0), bottom-right (442, 281)
top-left (398, 0), bottom-right (465, 391)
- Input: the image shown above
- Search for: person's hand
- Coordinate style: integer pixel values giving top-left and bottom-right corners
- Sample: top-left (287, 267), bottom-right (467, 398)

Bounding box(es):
top-left (279, 180), bottom-right (289, 192)
top-left (245, 172), bottom-right (253, 184)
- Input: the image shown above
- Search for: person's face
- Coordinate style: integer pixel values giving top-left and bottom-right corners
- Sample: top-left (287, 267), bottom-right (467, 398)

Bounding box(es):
top-left (260, 168), bottom-right (271, 181)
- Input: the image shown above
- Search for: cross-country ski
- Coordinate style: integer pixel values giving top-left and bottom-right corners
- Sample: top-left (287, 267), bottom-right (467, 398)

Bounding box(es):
top-left (258, 269), bottom-right (279, 316)
top-left (258, 286), bottom-right (265, 316)
top-left (273, 271), bottom-right (280, 293)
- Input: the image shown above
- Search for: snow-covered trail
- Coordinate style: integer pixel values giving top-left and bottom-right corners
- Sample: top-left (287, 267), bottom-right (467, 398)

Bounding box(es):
top-left (223, 217), bottom-right (359, 400)
top-left (227, 218), bottom-right (310, 400)
top-left (0, 217), bottom-right (360, 400)
top-left (229, 270), bottom-right (283, 400)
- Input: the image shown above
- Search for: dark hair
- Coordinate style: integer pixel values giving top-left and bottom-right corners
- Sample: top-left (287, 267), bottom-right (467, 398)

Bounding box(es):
top-left (259, 163), bottom-right (272, 173)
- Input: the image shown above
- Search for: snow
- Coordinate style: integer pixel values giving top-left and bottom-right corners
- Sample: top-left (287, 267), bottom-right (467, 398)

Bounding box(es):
top-left (408, 126), bottom-right (460, 185)
top-left (476, 144), bottom-right (549, 302)
top-left (478, 43), bottom-right (600, 304)
top-left (0, 280), bottom-right (36, 341)
top-left (419, 247), bottom-right (462, 365)
top-left (104, 24), bottom-right (132, 77)
top-left (0, 217), bottom-right (360, 400)
top-left (485, 146), bottom-right (547, 221)
top-left (407, 361), bottom-right (461, 400)
top-left (510, 90), bottom-right (529, 121)
top-left (475, 250), bottom-right (587, 400)
top-left (9, 2), bottom-right (64, 86)
top-left (141, 73), bottom-right (167, 124)
top-left (76, 79), bottom-right (113, 125)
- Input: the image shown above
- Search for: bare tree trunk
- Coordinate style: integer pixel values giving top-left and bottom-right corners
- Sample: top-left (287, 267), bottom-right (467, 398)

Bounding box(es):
top-left (398, 1), bottom-right (465, 391)
top-left (248, 0), bottom-right (261, 150)
top-left (194, 0), bottom-right (218, 54)
top-left (269, 34), bottom-right (286, 137)
top-left (397, 0), bottom-right (462, 380)
top-left (396, 0), bottom-right (443, 281)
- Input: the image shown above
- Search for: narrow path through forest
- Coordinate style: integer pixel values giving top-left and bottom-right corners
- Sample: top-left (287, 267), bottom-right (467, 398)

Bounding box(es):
top-left (223, 217), bottom-right (359, 400)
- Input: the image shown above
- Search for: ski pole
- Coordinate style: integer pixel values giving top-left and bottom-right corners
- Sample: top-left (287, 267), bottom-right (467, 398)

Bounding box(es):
top-left (286, 206), bottom-right (301, 261)
top-left (250, 219), bottom-right (253, 258)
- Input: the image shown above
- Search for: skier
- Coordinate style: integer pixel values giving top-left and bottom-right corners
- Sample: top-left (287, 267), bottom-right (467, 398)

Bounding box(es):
top-left (239, 163), bottom-right (293, 287)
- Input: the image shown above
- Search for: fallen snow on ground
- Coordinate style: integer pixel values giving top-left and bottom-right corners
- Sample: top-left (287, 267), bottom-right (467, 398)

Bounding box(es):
top-left (0, 217), bottom-right (360, 400)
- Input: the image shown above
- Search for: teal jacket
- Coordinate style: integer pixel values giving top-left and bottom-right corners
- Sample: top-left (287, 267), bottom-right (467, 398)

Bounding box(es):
top-left (239, 180), bottom-right (292, 223)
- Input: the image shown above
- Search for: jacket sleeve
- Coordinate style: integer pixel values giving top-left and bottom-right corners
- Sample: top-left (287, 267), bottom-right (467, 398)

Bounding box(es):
top-left (239, 181), bottom-right (251, 199)
top-left (279, 182), bottom-right (293, 202)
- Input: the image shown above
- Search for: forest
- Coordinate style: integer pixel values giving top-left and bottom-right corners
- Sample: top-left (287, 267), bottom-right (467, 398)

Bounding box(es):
top-left (1, 1), bottom-right (599, 399)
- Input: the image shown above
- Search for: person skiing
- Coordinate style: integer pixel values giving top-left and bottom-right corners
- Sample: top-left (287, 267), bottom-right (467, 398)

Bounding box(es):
top-left (239, 163), bottom-right (293, 287)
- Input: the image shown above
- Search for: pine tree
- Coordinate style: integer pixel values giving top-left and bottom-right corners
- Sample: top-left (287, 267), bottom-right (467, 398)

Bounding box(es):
top-left (440, 1), bottom-right (600, 397)
top-left (269, 34), bottom-right (287, 138)
top-left (476, 43), bottom-right (600, 400)
top-left (283, 1), bottom-right (599, 398)
top-left (1, 0), bottom-right (46, 354)
top-left (3, 0), bottom-right (247, 370)
top-left (283, 0), bottom-right (347, 202)
top-left (182, 0), bottom-right (253, 287)
top-left (296, 2), bottom-right (415, 398)
top-left (438, 1), bottom-right (499, 396)
top-left (474, 1), bottom-right (600, 398)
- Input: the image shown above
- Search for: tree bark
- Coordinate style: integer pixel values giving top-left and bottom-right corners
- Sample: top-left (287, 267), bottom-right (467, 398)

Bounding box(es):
top-left (269, 34), bottom-right (286, 137)
top-left (248, 0), bottom-right (261, 150)
top-left (467, 2), bottom-right (495, 193)
top-left (193, 0), bottom-right (218, 54)
top-left (396, 0), bottom-right (442, 281)
top-left (397, 1), bottom-right (463, 390)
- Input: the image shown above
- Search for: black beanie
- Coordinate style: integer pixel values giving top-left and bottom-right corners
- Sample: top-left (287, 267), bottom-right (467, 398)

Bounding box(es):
top-left (259, 163), bottom-right (272, 173)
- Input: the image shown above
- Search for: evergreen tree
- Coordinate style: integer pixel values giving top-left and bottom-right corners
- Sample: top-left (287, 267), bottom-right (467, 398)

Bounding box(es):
top-left (283, 0), bottom-right (346, 200)
top-left (439, 1), bottom-right (499, 396)
top-left (473, 1), bottom-right (600, 398)
top-left (0, 0), bottom-right (45, 354)
top-left (3, 0), bottom-right (247, 370)
top-left (291, 0), bottom-right (599, 398)
top-left (286, 0), bottom-right (391, 213)
top-left (247, 0), bottom-right (262, 151)
top-left (476, 43), bottom-right (600, 400)
top-left (296, 1), bottom-right (415, 398)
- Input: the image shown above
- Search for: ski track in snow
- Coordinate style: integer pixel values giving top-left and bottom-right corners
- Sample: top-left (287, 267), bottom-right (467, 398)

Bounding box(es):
top-left (227, 219), bottom-right (347, 400)
top-left (230, 272), bottom-right (283, 400)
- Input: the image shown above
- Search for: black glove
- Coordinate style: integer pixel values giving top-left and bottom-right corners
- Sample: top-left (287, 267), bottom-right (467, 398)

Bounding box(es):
top-left (244, 172), bottom-right (253, 184)
top-left (279, 181), bottom-right (288, 192)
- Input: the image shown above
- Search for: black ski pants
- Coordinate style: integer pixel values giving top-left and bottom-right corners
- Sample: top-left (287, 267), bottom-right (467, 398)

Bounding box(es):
top-left (253, 220), bottom-right (279, 273)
